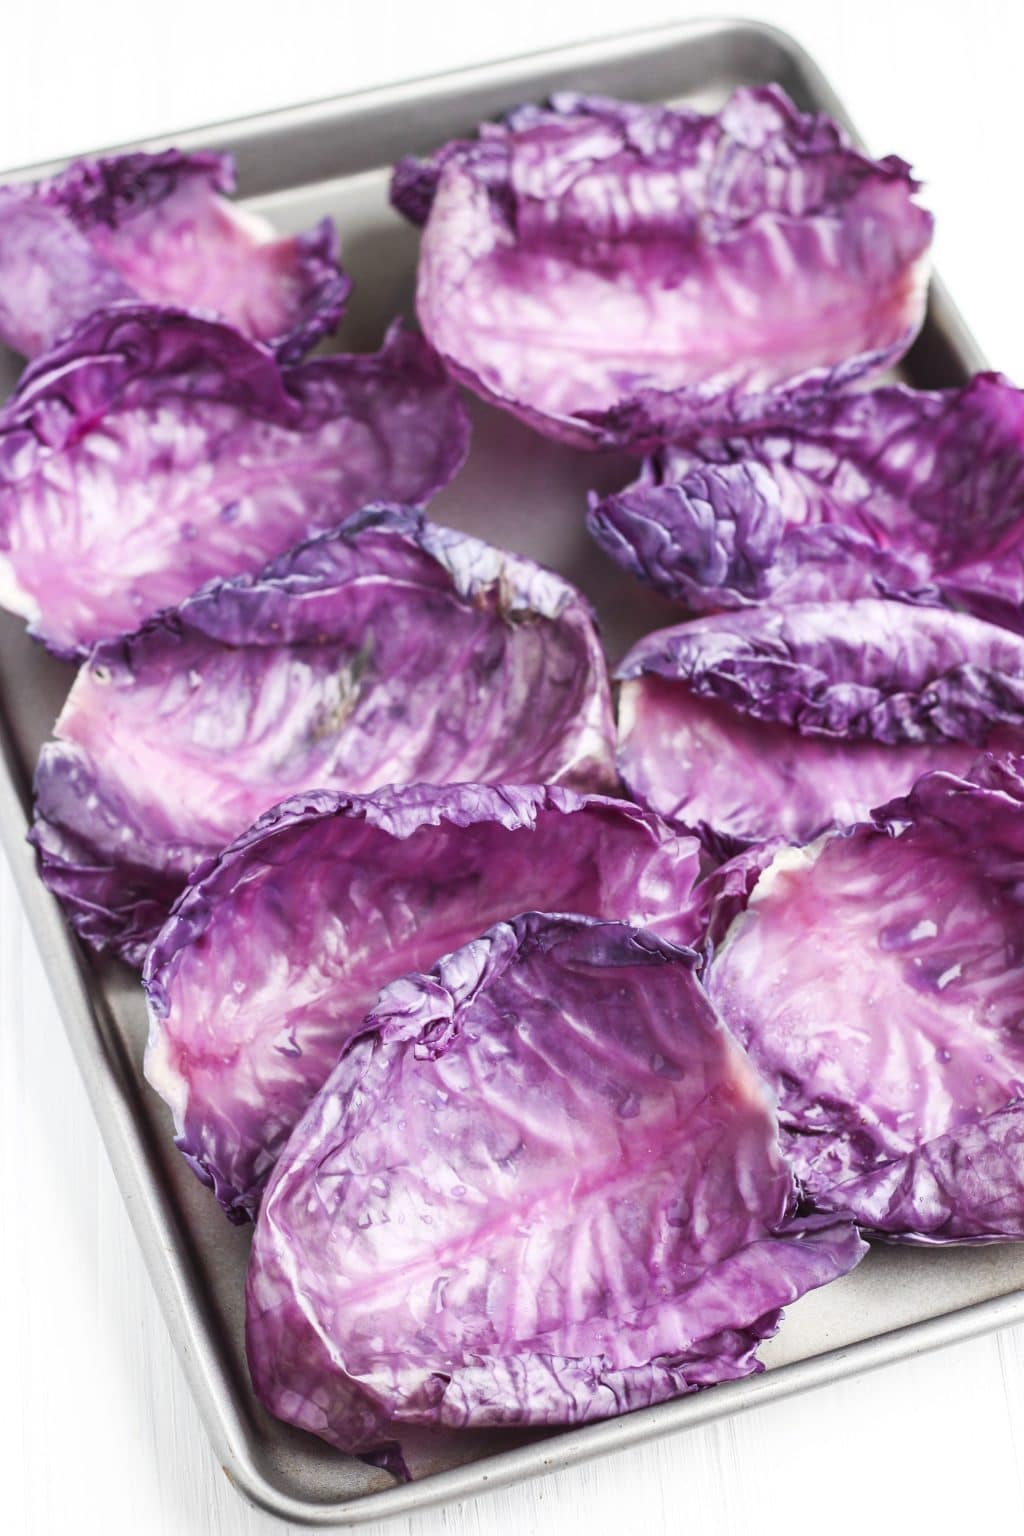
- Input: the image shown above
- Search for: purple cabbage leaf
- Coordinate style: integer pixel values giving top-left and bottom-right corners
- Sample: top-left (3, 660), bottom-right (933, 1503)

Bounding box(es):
top-left (245, 911), bottom-right (866, 1463)
top-left (143, 786), bottom-right (702, 1221)
top-left (588, 373), bottom-right (1024, 626)
top-left (32, 506), bottom-right (617, 964)
top-left (705, 753), bottom-right (1024, 1243)
top-left (0, 149), bottom-right (349, 362)
top-left (391, 86), bottom-right (932, 450)
top-left (617, 599), bottom-right (1024, 849)
top-left (0, 308), bottom-right (469, 655)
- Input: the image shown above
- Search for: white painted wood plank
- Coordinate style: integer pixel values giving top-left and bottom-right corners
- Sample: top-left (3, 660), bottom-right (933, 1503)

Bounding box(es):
top-left (5, 3), bottom-right (1024, 1532)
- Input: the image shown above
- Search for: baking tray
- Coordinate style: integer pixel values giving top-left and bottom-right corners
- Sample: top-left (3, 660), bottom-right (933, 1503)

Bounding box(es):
top-left (3, 14), bottom-right (1022, 1527)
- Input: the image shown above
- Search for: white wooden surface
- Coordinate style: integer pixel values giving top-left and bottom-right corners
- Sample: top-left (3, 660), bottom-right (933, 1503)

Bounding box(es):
top-left (5, 2), bottom-right (1024, 1531)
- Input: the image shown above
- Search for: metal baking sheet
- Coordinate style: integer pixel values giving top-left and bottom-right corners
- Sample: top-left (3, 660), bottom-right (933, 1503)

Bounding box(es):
top-left (2, 15), bottom-right (1021, 1527)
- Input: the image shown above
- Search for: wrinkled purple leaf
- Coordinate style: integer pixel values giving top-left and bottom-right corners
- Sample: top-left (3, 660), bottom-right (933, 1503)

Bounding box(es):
top-left (392, 87), bottom-right (931, 450)
top-left (706, 753), bottom-right (1024, 1242)
top-left (0, 149), bottom-right (349, 361)
top-left (30, 808), bottom-right (181, 964)
top-left (0, 308), bottom-right (469, 654)
top-left (143, 787), bottom-right (702, 1221)
top-left (588, 374), bottom-right (1024, 625)
top-left (683, 839), bottom-right (790, 962)
top-left (246, 912), bottom-right (865, 1459)
top-left (617, 599), bottom-right (1024, 847)
top-left (32, 506), bottom-right (617, 964)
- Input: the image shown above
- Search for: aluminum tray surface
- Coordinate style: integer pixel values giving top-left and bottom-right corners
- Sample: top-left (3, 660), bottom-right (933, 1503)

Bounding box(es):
top-left (1, 16), bottom-right (1020, 1527)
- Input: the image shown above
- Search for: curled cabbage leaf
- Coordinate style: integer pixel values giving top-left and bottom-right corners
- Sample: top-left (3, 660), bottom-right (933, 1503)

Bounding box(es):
top-left (143, 786), bottom-right (701, 1221)
top-left (245, 911), bottom-right (866, 1463)
top-left (589, 374), bottom-right (1024, 623)
top-left (33, 507), bottom-right (616, 964)
top-left (706, 754), bottom-right (1024, 1243)
top-left (0, 149), bottom-right (349, 361)
top-left (617, 599), bottom-right (1024, 848)
top-left (391, 87), bottom-right (932, 450)
top-left (0, 309), bottom-right (469, 654)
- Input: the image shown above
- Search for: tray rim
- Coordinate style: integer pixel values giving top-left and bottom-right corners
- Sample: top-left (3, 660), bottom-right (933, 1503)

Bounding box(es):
top-left (2, 13), bottom-right (1019, 1527)
top-left (0, 12), bottom-right (859, 178)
